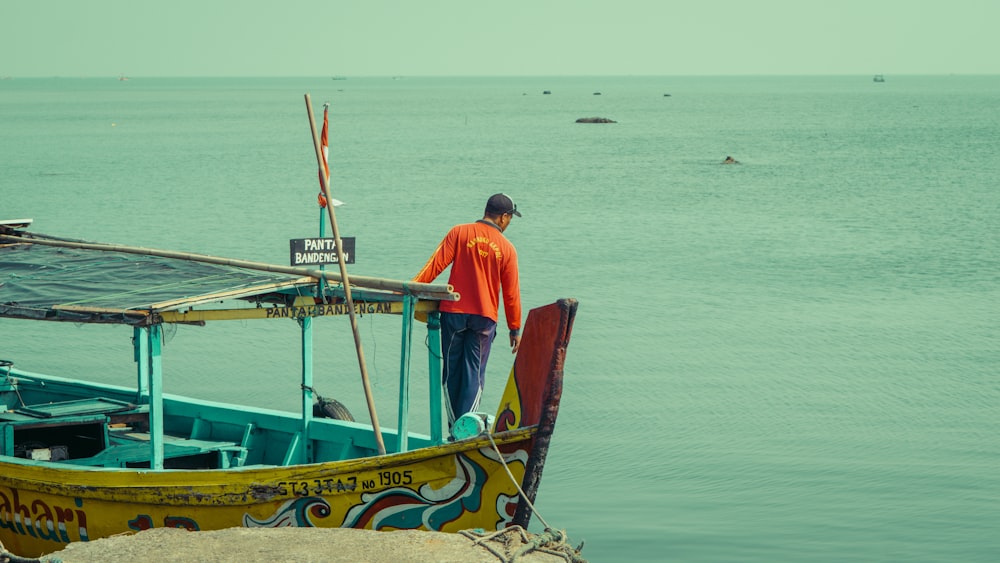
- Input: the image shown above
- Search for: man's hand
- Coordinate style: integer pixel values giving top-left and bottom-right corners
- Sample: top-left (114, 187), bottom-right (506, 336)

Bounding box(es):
top-left (510, 333), bottom-right (521, 354)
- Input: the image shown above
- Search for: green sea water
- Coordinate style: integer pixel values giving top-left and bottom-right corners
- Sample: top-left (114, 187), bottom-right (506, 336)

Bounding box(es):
top-left (2, 75), bottom-right (999, 561)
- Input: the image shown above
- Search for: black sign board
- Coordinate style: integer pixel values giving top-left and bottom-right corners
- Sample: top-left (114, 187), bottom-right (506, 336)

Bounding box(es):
top-left (289, 237), bottom-right (355, 266)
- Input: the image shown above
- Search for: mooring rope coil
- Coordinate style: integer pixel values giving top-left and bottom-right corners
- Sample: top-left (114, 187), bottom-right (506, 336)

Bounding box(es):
top-left (459, 525), bottom-right (587, 563)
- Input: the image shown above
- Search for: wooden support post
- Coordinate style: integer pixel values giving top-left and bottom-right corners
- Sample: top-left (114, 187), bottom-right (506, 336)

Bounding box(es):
top-left (396, 295), bottom-right (415, 452)
top-left (426, 311), bottom-right (443, 443)
top-left (300, 316), bottom-right (314, 464)
top-left (147, 324), bottom-right (164, 470)
top-left (134, 326), bottom-right (149, 403)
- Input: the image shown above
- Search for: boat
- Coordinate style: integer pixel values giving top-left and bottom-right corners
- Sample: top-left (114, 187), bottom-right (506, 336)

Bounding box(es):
top-left (0, 222), bottom-right (578, 558)
top-left (873, 74), bottom-right (885, 83)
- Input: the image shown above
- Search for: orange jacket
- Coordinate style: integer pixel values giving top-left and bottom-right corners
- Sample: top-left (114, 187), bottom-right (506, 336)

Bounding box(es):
top-left (414, 221), bottom-right (521, 332)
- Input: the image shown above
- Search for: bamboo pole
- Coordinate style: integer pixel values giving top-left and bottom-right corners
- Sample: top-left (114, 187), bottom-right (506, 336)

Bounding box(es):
top-left (304, 93), bottom-right (386, 456)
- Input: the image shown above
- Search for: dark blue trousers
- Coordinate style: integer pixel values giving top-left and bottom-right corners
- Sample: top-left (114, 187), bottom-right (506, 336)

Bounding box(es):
top-left (440, 312), bottom-right (497, 425)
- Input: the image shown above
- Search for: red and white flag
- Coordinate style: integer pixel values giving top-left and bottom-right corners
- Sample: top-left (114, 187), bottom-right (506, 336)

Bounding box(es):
top-left (317, 105), bottom-right (343, 208)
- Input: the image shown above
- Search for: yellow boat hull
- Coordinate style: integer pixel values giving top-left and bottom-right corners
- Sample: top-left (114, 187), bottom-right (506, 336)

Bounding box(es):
top-left (1, 428), bottom-right (537, 557)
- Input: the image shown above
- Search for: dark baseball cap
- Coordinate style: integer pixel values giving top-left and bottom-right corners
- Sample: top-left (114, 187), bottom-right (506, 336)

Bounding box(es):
top-left (486, 193), bottom-right (521, 217)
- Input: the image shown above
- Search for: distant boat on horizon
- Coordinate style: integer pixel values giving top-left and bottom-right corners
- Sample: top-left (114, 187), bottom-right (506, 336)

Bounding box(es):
top-left (873, 74), bottom-right (885, 83)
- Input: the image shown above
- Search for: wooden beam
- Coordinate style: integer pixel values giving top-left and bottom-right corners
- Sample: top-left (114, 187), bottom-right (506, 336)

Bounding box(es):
top-left (157, 300), bottom-right (439, 323)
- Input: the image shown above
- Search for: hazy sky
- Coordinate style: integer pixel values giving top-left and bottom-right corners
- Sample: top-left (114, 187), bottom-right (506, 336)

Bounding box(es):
top-left (3, 0), bottom-right (997, 77)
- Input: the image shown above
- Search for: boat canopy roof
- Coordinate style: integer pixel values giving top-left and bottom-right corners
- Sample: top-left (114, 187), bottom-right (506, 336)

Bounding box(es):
top-left (0, 228), bottom-right (455, 326)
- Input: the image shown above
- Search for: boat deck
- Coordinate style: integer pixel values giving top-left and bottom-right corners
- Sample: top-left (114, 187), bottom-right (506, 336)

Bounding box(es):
top-left (67, 432), bottom-right (248, 469)
top-left (0, 389), bottom-right (420, 469)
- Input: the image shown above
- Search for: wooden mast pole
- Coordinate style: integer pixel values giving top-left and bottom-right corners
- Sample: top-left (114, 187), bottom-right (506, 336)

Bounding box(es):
top-left (304, 93), bottom-right (386, 456)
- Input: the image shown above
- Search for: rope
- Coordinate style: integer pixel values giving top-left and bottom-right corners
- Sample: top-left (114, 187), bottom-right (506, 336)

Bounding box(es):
top-left (485, 432), bottom-right (551, 529)
top-left (1, 361), bottom-right (29, 408)
top-left (424, 334), bottom-right (442, 361)
top-left (0, 538), bottom-right (43, 563)
top-left (459, 525), bottom-right (587, 563)
top-left (1, 374), bottom-right (28, 410)
top-left (454, 432), bottom-right (586, 562)
top-left (12, 381), bottom-right (26, 408)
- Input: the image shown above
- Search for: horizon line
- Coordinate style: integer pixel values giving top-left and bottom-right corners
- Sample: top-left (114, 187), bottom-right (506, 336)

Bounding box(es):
top-left (3, 72), bottom-right (996, 80)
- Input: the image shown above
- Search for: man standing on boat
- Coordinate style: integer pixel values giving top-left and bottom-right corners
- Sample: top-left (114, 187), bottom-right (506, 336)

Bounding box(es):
top-left (414, 193), bottom-right (522, 427)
